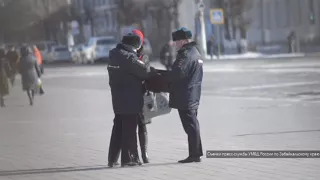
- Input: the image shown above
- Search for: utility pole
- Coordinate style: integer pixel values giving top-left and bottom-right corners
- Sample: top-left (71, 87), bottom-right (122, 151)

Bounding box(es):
top-left (197, 0), bottom-right (207, 58)
top-left (260, 0), bottom-right (265, 45)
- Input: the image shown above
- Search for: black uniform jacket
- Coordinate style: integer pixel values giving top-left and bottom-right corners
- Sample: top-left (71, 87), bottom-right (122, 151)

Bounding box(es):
top-left (108, 43), bottom-right (152, 114)
top-left (160, 42), bottom-right (203, 110)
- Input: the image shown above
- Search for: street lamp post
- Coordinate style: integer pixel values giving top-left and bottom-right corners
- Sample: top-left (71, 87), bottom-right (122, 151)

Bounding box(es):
top-left (197, 0), bottom-right (207, 58)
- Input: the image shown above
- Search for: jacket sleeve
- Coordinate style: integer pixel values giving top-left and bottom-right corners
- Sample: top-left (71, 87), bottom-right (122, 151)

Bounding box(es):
top-left (127, 54), bottom-right (150, 80)
top-left (161, 55), bottom-right (190, 83)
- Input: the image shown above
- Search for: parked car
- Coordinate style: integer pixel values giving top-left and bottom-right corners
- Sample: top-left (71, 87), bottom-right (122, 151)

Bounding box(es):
top-left (71, 44), bottom-right (86, 64)
top-left (47, 45), bottom-right (72, 63)
top-left (82, 36), bottom-right (117, 63)
top-left (34, 41), bottom-right (57, 63)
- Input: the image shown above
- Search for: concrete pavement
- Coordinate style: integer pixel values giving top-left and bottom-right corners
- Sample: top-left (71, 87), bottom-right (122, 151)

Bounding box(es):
top-left (1, 58), bottom-right (320, 179)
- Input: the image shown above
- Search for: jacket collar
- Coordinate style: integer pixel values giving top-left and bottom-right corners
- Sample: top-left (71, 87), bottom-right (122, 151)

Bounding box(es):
top-left (178, 41), bottom-right (197, 53)
top-left (116, 43), bottom-right (137, 54)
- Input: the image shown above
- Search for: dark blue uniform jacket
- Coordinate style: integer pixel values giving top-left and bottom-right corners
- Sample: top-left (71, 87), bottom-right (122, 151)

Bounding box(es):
top-left (108, 43), bottom-right (151, 114)
top-left (162, 42), bottom-right (203, 110)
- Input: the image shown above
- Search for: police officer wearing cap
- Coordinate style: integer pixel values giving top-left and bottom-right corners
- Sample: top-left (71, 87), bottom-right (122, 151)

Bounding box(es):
top-left (159, 27), bottom-right (204, 163)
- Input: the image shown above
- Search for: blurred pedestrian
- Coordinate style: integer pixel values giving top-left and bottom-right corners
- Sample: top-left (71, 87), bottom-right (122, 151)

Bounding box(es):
top-left (32, 45), bottom-right (44, 74)
top-left (0, 48), bottom-right (10, 107)
top-left (206, 36), bottom-right (215, 59)
top-left (32, 45), bottom-right (45, 95)
top-left (287, 31), bottom-right (297, 53)
top-left (159, 27), bottom-right (204, 163)
top-left (5, 46), bottom-right (19, 85)
top-left (107, 32), bottom-right (156, 167)
top-left (160, 40), bottom-right (175, 70)
top-left (19, 46), bottom-right (42, 106)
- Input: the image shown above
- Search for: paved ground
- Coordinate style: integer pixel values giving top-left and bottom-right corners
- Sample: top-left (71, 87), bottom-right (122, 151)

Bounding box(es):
top-left (1, 57), bottom-right (320, 180)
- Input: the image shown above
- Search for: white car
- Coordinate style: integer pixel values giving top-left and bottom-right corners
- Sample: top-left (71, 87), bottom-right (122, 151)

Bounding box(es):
top-left (71, 44), bottom-right (86, 64)
top-left (83, 36), bottom-right (117, 63)
top-left (47, 45), bottom-right (72, 63)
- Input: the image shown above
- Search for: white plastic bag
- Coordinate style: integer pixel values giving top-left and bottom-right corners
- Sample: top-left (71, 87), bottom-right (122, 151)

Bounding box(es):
top-left (34, 78), bottom-right (42, 94)
top-left (143, 92), bottom-right (171, 119)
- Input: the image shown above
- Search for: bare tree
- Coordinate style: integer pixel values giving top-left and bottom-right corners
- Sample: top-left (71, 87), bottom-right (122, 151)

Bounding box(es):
top-left (32, 0), bottom-right (70, 41)
top-left (117, 0), bottom-right (146, 24)
top-left (220, 0), bottom-right (253, 53)
top-left (83, 0), bottom-right (95, 36)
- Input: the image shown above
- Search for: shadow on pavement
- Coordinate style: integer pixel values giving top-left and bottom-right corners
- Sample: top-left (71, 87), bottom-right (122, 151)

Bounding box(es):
top-left (235, 129), bottom-right (320, 137)
top-left (0, 162), bottom-right (181, 176)
top-left (288, 91), bottom-right (320, 97)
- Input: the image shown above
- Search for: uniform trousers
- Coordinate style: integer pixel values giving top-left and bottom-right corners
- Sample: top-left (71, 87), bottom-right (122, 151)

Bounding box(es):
top-left (108, 114), bottom-right (139, 164)
top-left (178, 109), bottom-right (203, 158)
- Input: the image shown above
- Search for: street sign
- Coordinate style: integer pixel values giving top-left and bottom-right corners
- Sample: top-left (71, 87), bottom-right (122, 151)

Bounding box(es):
top-left (210, 8), bottom-right (224, 24)
top-left (198, 1), bottom-right (205, 11)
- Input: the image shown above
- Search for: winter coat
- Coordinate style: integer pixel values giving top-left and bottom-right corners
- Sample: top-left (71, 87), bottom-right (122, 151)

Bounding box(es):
top-left (33, 47), bottom-right (43, 65)
top-left (6, 50), bottom-right (19, 75)
top-left (0, 58), bottom-right (9, 96)
top-left (19, 54), bottom-right (41, 91)
top-left (107, 43), bottom-right (154, 114)
top-left (160, 42), bottom-right (203, 110)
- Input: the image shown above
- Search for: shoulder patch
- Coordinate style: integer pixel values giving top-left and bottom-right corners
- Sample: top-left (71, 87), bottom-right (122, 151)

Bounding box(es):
top-left (198, 59), bottom-right (203, 64)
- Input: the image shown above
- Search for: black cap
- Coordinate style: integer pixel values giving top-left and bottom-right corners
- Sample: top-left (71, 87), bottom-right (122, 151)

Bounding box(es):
top-left (172, 27), bottom-right (192, 41)
top-left (121, 33), bottom-right (141, 49)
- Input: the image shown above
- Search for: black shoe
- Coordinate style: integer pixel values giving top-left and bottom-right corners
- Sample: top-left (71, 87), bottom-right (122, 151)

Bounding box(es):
top-left (108, 162), bottom-right (120, 168)
top-left (178, 157), bottom-right (201, 163)
top-left (133, 156), bottom-right (143, 166)
top-left (121, 161), bottom-right (139, 167)
top-left (39, 88), bottom-right (45, 95)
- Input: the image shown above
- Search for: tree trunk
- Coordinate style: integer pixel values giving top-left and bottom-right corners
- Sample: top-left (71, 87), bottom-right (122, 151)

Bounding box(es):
top-left (90, 18), bottom-right (94, 36)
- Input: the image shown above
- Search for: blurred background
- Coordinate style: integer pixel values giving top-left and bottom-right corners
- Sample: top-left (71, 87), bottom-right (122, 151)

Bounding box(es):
top-left (0, 0), bottom-right (320, 63)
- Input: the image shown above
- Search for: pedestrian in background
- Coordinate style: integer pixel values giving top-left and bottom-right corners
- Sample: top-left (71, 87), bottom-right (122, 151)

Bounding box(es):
top-left (160, 40), bottom-right (174, 70)
top-left (0, 48), bottom-right (10, 107)
top-left (107, 32), bottom-right (156, 167)
top-left (5, 46), bottom-right (19, 86)
top-left (19, 46), bottom-right (42, 106)
top-left (158, 27), bottom-right (204, 163)
top-left (32, 45), bottom-right (45, 95)
top-left (206, 36), bottom-right (215, 59)
top-left (32, 45), bottom-right (44, 74)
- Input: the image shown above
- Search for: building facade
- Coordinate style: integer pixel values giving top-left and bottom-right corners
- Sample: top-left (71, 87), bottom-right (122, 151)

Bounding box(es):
top-left (200, 0), bottom-right (320, 46)
top-left (248, 0), bottom-right (320, 44)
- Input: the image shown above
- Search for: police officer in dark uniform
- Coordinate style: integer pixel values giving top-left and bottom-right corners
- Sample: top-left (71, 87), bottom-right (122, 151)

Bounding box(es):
top-left (107, 33), bottom-right (156, 167)
top-left (159, 27), bottom-right (203, 163)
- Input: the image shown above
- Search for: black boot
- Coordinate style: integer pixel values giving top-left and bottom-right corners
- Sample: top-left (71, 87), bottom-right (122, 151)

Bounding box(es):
top-left (139, 131), bottom-right (149, 163)
top-left (39, 86), bottom-right (45, 95)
